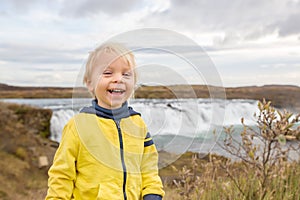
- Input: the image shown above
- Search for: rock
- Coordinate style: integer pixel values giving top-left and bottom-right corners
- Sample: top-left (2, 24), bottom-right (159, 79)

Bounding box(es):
top-left (38, 156), bottom-right (49, 168)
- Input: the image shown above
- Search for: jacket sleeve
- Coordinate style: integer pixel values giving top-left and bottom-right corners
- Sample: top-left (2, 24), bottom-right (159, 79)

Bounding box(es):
top-left (45, 119), bottom-right (79, 199)
top-left (144, 194), bottom-right (163, 200)
top-left (141, 132), bottom-right (165, 199)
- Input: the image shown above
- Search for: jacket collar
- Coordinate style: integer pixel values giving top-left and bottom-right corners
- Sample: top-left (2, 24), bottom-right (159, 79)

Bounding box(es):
top-left (80, 99), bottom-right (140, 120)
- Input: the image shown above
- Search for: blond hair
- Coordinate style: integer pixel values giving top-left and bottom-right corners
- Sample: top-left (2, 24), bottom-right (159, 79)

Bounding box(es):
top-left (83, 42), bottom-right (136, 86)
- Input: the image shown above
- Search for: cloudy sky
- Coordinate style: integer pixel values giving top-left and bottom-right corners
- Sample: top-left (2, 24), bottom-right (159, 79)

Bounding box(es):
top-left (0, 0), bottom-right (299, 87)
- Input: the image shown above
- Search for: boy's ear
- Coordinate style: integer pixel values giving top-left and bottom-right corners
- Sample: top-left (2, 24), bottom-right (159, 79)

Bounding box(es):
top-left (86, 80), bottom-right (94, 94)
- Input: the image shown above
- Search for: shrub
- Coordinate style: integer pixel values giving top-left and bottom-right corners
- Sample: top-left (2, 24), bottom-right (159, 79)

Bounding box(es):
top-left (170, 99), bottom-right (300, 200)
top-left (219, 99), bottom-right (300, 199)
top-left (15, 147), bottom-right (28, 160)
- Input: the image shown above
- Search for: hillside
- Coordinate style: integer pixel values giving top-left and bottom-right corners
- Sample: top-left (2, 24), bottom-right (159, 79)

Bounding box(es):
top-left (0, 102), bottom-right (58, 199)
top-left (0, 83), bottom-right (84, 98)
top-left (1, 83), bottom-right (299, 112)
top-left (135, 84), bottom-right (300, 110)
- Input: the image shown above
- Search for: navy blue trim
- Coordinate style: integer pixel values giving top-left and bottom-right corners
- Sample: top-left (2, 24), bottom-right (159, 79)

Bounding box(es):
top-left (144, 139), bottom-right (154, 147)
top-left (80, 99), bottom-right (140, 120)
top-left (115, 120), bottom-right (127, 200)
top-left (143, 194), bottom-right (162, 200)
top-left (145, 132), bottom-right (151, 139)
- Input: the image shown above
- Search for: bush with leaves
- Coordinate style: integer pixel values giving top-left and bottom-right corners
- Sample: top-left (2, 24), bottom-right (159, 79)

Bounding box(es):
top-left (220, 99), bottom-right (300, 199)
top-left (169, 100), bottom-right (300, 200)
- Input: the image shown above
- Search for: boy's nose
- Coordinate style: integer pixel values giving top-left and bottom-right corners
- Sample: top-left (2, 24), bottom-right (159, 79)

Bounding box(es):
top-left (112, 73), bottom-right (123, 83)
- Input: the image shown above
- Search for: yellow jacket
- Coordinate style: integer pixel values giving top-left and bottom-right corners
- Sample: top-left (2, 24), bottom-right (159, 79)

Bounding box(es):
top-left (46, 102), bottom-right (164, 200)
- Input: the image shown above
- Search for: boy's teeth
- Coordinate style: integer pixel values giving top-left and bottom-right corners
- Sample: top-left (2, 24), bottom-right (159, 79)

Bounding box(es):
top-left (109, 89), bottom-right (124, 93)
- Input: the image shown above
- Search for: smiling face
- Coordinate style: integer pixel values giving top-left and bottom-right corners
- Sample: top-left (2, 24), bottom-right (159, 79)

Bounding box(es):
top-left (87, 53), bottom-right (135, 109)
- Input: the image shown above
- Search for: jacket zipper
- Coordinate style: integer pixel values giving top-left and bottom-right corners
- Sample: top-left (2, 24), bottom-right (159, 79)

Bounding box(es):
top-left (115, 120), bottom-right (127, 200)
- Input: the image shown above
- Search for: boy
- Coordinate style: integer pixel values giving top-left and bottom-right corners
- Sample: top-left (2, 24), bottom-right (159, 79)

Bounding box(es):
top-left (45, 43), bottom-right (164, 199)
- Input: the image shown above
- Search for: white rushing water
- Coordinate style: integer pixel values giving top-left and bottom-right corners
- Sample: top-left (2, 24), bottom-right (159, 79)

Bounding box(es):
top-left (2, 98), bottom-right (259, 142)
top-left (3, 98), bottom-right (299, 162)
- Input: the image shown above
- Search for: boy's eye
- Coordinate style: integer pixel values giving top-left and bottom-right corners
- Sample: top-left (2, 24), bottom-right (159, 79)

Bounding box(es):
top-left (103, 71), bottom-right (112, 75)
top-left (123, 72), bottom-right (132, 77)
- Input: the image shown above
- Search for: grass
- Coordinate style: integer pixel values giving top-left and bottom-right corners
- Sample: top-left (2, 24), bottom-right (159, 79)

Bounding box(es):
top-left (0, 102), bottom-right (57, 199)
top-left (161, 100), bottom-right (300, 200)
top-left (161, 154), bottom-right (300, 200)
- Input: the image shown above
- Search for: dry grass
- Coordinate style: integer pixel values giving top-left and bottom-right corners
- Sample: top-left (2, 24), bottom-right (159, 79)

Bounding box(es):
top-left (162, 156), bottom-right (300, 200)
top-left (0, 102), bottom-right (57, 199)
top-left (161, 100), bottom-right (300, 200)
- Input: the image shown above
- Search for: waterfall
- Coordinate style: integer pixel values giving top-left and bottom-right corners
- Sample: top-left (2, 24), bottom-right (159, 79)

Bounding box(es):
top-left (0, 98), bottom-right (264, 155)
top-left (49, 98), bottom-right (259, 143)
top-left (3, 97), bottom-right (299, 158)
top-left (50, 109), bottom-right (75, 142)
top-left (4, 98), bottom-right (299, 157)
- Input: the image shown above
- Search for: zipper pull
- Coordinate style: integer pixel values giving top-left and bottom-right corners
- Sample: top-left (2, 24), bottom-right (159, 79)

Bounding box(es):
top-left (115, 119), bottom-right (121, 129)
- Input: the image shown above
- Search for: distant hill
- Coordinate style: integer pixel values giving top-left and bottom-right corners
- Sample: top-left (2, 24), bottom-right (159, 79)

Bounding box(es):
top-left (0, 83), bottom-right (71, 90)
top-left (135, 84), bottom-right (300, 112)
top-left (0, 83), bottom-right (88, 98)
top-left (0, 83), bottom-right (299, 112)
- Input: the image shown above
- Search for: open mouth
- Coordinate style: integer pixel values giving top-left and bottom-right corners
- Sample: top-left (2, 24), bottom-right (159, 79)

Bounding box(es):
top-left (107, 89), bottom-right (125, 94)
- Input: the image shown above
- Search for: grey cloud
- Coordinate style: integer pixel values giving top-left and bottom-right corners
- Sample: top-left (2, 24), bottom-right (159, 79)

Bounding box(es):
top-left (0, 11), bottom-right (8, 16)
top-left (277, 13), bottom-right (300, 37)
top-left (10, 0), bottom-right (39, 7)
top-left (1, 0), bottom-right (40, 14)
top-left (59, 0), bottom-right (142, 17)
top-left (130, 45), bottom-right (207, 55)
top-left (150, 0), bottom-right (276, 29)
top-left (0, 43), bottom-right (86, 64)
top-left (2, 0), bottom-right (142, 18)
top-left (141, 0), bottom-right (300, 42)
top-left (213, 33), bottom-right (241, 47)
